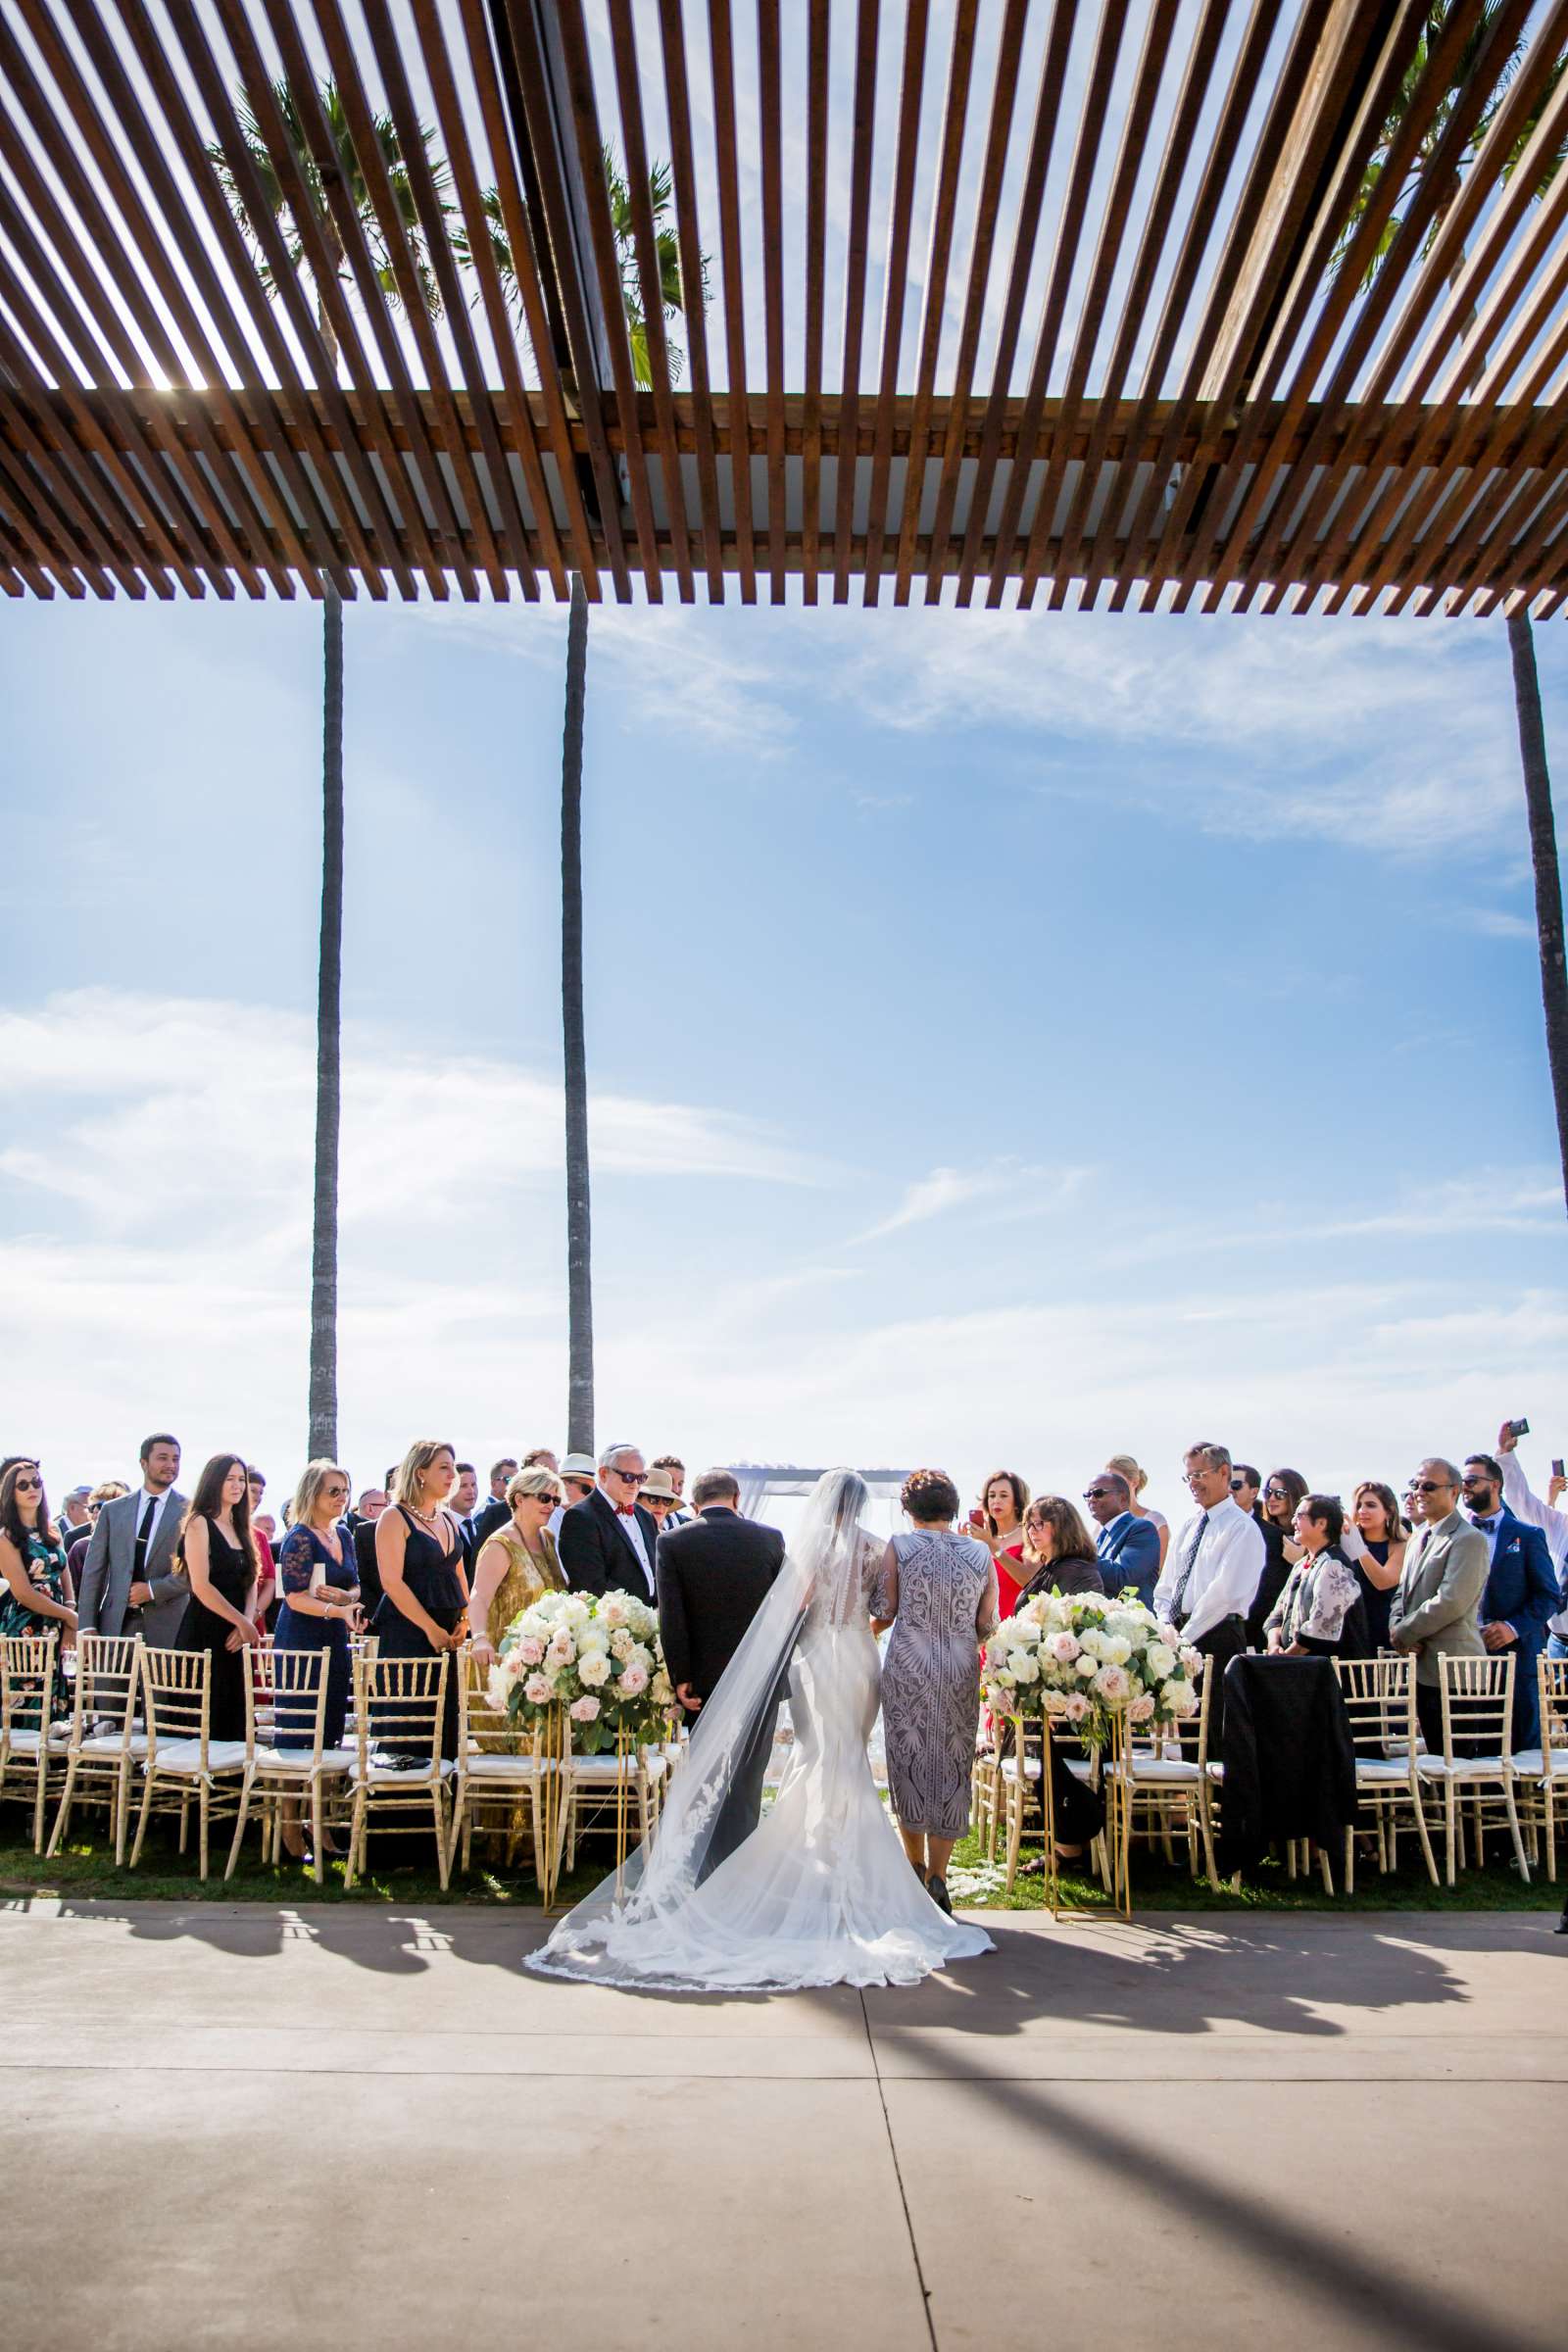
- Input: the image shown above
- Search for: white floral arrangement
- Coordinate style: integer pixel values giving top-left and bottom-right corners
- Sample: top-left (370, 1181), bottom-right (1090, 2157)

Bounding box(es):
top-left (488, 1588), bottom-right (675, 1754)
top-left (981, 1590), bottom-right (1201, 1750)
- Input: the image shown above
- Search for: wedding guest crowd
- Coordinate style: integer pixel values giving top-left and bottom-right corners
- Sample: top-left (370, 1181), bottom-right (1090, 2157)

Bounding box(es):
top-left (7, 1413), bottom-right (1566, 1893)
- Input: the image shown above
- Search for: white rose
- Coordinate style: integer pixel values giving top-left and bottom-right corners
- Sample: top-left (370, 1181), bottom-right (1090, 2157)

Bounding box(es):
top-left (601, 1597), bottom-right (630, 1630)
top-left (578, 1652), bottom-right (612, 1688)
top-left (1076, 1654), bottom-right (1099, 1679)
top-left (610, 1628), bottom-right (635, 1661)
top-left (1011, 1653), bottom-right (1040, 1685)
top-left (1047, 1631), bottom-right (1080, 1663)
top-left (1145, 1643), bottom-right (1175, 1681)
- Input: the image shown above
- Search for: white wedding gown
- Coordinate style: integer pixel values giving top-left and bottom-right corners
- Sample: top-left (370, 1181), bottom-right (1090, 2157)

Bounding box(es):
top-left (527, 1473), bottom-right (993, 1993)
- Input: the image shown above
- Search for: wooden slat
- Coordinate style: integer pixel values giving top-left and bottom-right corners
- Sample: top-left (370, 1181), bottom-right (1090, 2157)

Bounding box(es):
top-left (459, 0), bottom-right (599, 595)
top-left (1082, 0), bottom-right (1277, 608)
top-left (206, 0), bottom-right (448, 594)
top-left (1017, 0), bottom-right (1185, 612)
top-left (1052, 0), bottom-right (1231, 610)
top-left (0, 423), bottom-right (99, 596)
top-left (410, 0), bottom-right (563, 597)
top-left (984, 0), bottom-right (1129, 609)
top-left (497, 0), bottom-right (635, 599)
top-left (707, 0), bottom-right (758, 598)
top-left (301, 0), bottom-right (495, 597)
top-left (0, 359), bottom-right (159, 596)
top-left (919, 0), bottom-right (1031, 603)
top-left (757, 0), bottom-right (789, 604)
top-left (657, 0), bottom-right (727, 600)
top-left (606, 0), bottom-right (696, 601)
top-left (891, 0), bottom-right (979, 606)
top-left (157, 0), bottom-right (412, 595)
top-left (952, 0), bottom-right (1077, 607)
top-left (831, 0), bottom-right (881, 605)
top-left (551, 1), bottom-right (668, 601)
top-left (1241, 0), bottom-right (1542, 614)
top-left (361, 0), bottom-right (540, 596)
top-left (862, 0), bottom-right (932, 606)
top-left (38, 0), bottom-right (315, 600)
top-left (800, 0), bottom-right (831, 604)
top-left (1191, 0), bottom-right (1507, 613)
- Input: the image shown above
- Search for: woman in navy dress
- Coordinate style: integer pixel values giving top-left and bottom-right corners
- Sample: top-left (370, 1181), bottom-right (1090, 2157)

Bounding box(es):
top-left (373, 1441), bottom-right (468, 1759)
top-left (271, 1462), bottom-right (358, 1862)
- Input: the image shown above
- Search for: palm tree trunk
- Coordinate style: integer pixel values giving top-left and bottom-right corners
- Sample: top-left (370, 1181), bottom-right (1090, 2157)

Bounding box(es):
top-left (308, 580), bottom-right (344, 1455)
top-left (1507, 609), bottom-right (1568, 1217)
top-left (562, 573), bottom-right (595, 1453)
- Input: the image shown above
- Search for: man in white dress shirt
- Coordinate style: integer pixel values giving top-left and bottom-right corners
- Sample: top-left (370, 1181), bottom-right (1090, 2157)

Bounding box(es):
top-left (1154, 1441), bottom-right (1265, 1740)
top-left (1495, 1419), bottom-right (1568, 1655)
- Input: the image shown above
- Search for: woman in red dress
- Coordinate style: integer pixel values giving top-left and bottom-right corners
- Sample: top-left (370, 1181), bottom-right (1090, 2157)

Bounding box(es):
top-left (973, 1469), bottom-right (1030, 1617)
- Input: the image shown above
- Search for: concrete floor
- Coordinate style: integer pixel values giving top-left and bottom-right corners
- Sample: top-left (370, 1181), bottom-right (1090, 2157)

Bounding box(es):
top-left (1, 1898), bottom-right (1561, 2351)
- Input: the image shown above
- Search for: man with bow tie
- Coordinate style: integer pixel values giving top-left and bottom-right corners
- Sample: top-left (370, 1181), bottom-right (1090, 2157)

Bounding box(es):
top-left (1461, 1452), bottom-right (1557, 1751)
top-left (557, 1443), bottom-right (659, 1600)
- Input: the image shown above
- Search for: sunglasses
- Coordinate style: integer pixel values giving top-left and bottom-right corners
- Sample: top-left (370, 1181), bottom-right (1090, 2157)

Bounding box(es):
top-left (608, 1468), bottom-right (647, 1485)
top-left (1082, 1488), bottom-right (1116, 1502)
top-left (1411, 1480), bottom-right (1451, 1494)
top-left (1229, 1478), bottom-right (1249, 1492)
top-left (14, 1477), bottom-right (42, 1493)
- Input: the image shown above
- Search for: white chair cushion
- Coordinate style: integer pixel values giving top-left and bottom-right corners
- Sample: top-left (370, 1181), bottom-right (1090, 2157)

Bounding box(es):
top-left (1111, 1756), bottom-right (1200, 1783)
top-left (148, 1739), bottom-right (248, 1774)
top-left (1508, 1749), bottom-right (1568, 1778)
top-left (81, 1730), bottom-right (148, 1757)
top-left (253, 1745), bottom-right (355, 1776)
top-left (351, 1754), bottom-right (455, 1782)
top-left (5, 1726), bottom-right (72, 1754)
top-left (463, 1751), bottom-right (543, 1780)
top-left (999, 1756), bottom-right (1043, 1782)
top-left (567, 1753), bottom-right (658, 1780)
top-left (1356, 1758), bottom-right (1418, 1784)
top-left (1417, 1754), bottom-right (1512, 1779)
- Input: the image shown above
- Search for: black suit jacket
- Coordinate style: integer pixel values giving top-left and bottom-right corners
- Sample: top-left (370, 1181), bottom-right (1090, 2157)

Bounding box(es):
top-left (471, 1496), bottom-right (512, 1552)
top-left (558, 1486), bottom-right (659, 1599)
top-left (655, 1506), bottom-right (787, 1702)
top-left (1247, 1515), bottom-right (1292, 1648)
top-left (353, 1518), bottom-right (381, 1620)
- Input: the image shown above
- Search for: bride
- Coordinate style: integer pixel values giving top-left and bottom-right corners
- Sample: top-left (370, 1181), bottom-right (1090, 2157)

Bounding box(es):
top-left (527, 1469), bottom-right (993, 1991)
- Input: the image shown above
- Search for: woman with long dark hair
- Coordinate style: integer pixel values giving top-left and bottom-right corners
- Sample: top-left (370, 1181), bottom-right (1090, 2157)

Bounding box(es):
top-left (0, 1459), bottom-right (75, 1721)
top-left (173, 1454), bottom-right (262, 1740)
top-left (1348, 1481), bottom-right (1408, 1652)
top-left (974, 1469), bottom-right (1031, 1617)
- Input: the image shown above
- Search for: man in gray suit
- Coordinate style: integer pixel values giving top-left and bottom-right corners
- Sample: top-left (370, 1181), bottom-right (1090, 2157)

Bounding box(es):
top-left (1390, 1455), bottom-right (1489, 1753)
top-left (77, 1433), bottom-right (188, 1647)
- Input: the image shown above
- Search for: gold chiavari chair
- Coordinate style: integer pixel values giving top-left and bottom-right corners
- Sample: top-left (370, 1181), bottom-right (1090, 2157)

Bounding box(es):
top-left (1515, 1656), bottom-right (1568, 1881)
top-left (129, 1648), bottom-right (249, 1880)
top-left (562, 1724), bottom-right (667, 1878)
top-left (343, 1651), bottom-right (452, 1891)
top-left (1103, 1668), bottom-right (1219, 1888)
top-left (450, 1651), bottom-right (550, 1879)
top-left (0, 1631), bottom-right (68, 1852)
top-left (1415, 1654), bottom-right (1529, 1886)
top-left (1331, 1653), bottom-right (1436, 1893)
top-left (228, 1646), bottom-right (353, 1885)
top-left (47, 1633), bottom-right (144, 1865)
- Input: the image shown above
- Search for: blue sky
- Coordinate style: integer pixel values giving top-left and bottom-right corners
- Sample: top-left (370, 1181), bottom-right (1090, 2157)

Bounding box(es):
top-left (5, 587), bottom-right (1566, 1524)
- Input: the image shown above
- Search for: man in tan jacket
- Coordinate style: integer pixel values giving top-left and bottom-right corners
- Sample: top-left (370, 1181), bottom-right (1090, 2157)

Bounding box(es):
top-left (1391, 1457), bottom-right (1489, 1752)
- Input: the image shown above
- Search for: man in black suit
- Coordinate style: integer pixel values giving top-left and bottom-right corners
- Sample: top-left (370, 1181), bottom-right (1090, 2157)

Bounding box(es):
top-left (656, 1468), bottom-right (787, 1876)
top-left (557, 1444), bottom-right (659, 1600)
top-left (470, 1456), bottom-right (520, 1552)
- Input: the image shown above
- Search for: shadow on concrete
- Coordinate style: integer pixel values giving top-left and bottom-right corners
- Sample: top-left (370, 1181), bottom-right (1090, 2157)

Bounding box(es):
top-left (871, 2030), bottom-right (1549, 2352)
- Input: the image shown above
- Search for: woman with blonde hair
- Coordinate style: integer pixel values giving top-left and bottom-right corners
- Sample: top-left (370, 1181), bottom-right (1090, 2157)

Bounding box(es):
top-left (373, 1440), bottom-right (467, 1757)
top-left (273, 1461), bottom-right (360, 1770)
top-left (467, 1467), bottom-right (565, 1663)
top-left (1106, 1454), bottom-right (1169, 1571)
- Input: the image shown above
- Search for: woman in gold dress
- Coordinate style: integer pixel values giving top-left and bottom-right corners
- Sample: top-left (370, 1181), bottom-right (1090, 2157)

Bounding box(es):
top-left (467, 1467), bottom-right (565, 1661)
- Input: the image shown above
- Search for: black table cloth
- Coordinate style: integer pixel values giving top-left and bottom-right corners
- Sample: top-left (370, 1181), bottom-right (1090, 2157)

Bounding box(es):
top-left (1217, 1655), bottom-right (1358, 1880)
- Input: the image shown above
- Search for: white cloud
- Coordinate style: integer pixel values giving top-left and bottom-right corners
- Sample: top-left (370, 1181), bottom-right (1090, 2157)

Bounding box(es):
top-left (855, 1157), bottom-right (1089, 1243)
top-left (1462, 907), bottom-right (1536, 941)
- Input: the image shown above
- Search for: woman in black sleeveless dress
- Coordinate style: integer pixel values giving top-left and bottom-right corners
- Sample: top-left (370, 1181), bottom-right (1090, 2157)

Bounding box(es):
top-left (373, 1442), bottom-right (468, 1759)
top-left (174, 1455), bottom-right (263, 1740)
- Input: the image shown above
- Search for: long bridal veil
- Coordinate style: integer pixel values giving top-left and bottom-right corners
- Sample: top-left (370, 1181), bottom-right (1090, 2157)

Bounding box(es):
top-left (527, 1469), bottom-right (993, 1991)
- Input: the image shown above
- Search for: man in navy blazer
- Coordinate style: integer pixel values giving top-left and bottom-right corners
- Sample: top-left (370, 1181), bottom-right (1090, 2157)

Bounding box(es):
top-left (1083, 1471), bottom-right (1162, 1609)
top-left (1463, 1453), bottom-right (1558, 1749)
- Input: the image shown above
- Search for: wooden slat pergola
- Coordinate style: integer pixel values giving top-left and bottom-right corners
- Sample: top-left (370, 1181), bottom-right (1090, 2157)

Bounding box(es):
top-left (1, 0), bottom-right (1566, 615)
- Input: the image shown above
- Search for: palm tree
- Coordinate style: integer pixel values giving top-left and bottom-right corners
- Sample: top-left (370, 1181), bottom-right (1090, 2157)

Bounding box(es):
top-left (208, 81), bottom-right (457, 1451)
top-left (483, 150), bottom-right (704, 1452)
top-left (1329, 5), bottom-right (1568, 1213)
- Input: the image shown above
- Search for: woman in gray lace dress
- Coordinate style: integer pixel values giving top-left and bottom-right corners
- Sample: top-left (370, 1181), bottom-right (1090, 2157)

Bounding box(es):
top-left (873, 1468), bottom-right (999, 1917)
